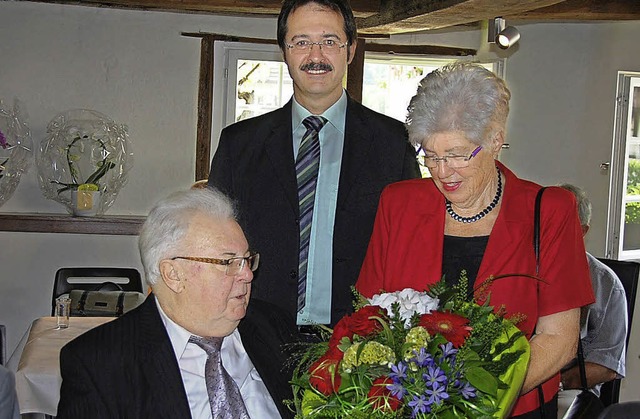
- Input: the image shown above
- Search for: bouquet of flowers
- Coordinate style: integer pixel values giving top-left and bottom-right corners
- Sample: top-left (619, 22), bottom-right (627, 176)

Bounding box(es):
top-left (289, 277), bottom-right (530, 418)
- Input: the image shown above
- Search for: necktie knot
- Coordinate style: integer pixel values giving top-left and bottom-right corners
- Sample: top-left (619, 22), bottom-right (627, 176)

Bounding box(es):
top-left (189, 335), bottom-right (223, 356)
top-left (302, 115), bottom-right (327, 133)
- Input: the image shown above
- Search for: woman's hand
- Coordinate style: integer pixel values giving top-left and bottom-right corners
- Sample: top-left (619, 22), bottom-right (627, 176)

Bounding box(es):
top-left (522, 308), bottom-right (580, 393)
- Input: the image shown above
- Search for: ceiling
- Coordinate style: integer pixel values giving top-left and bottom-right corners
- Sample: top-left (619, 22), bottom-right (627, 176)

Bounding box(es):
top-left (25, 0), bottom-right (640, 35)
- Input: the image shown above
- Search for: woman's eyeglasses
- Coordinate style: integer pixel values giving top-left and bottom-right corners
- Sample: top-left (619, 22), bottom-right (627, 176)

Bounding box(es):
top-left (417, 145), bottom-right (483, 169)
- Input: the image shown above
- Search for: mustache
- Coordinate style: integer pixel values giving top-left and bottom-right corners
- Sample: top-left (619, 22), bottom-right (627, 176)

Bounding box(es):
top-left (300, 62), bottom-right (333, 72)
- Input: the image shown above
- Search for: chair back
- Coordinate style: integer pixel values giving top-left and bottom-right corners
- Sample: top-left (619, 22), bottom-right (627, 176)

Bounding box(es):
top-left (0, 324), bottom-right (6, 365)
top-left (595, 258), bottom-right (640, 406)
top-left (52, 267), bottom-right (144, 316)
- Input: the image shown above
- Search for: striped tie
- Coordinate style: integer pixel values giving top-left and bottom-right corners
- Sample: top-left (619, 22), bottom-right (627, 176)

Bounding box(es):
top-left (295, 115), bottom-right (327, 312)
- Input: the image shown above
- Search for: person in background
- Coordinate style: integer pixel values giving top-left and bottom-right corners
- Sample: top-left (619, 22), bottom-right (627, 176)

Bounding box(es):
top-left (0, 365), bottom-right (20, 419)
top-left (57, 188), bottom-right (296, 418)
top-left (208, 0), bottom-right (420, 328)
top-left (356, 62), bottom-right (594, 418)
top-left (557, 183), bottom-right (627, 417)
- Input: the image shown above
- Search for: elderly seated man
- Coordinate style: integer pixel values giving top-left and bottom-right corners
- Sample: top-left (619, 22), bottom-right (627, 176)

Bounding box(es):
top-left (557, 184), bottom-right (627, 417)
top-left (57, 187), bottom-right (297, 419)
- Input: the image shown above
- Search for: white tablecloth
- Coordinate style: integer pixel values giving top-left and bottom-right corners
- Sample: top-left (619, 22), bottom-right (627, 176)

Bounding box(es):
top-left (14, 316), bottom-right (114, 416)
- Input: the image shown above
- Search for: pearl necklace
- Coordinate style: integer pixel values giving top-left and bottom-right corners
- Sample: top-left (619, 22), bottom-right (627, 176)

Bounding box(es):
top-left (446, 166), bottom-right (502, 223)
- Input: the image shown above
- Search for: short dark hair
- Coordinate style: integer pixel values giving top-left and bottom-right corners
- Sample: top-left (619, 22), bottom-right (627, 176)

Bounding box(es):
top-left (277, 0), bottom-right (357, 51)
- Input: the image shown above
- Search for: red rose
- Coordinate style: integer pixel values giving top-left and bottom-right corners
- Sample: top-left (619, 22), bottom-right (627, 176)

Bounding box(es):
top-left (367, 376), bottom-right (401, 411)
top-left (309, 355), bottom-right (341, 395)
top-left (418, 311), bottom-right (472, 348)
top-left (349, 305), bottom-right (385, 337)
top-left (329, 316), bottom-right (354, 348)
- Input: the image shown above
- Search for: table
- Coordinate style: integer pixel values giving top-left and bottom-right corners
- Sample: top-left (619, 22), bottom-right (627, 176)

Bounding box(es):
top-left (14, 316), bottom-right (114, 416)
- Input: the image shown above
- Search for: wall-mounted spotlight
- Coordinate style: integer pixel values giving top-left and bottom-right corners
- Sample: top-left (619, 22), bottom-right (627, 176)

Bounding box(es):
top-left (488, 17), bottom-right (521, 49)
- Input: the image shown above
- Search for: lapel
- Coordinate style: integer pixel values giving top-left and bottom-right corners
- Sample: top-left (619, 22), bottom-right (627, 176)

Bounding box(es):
top-left (337, 95), bottom-right (370, 209)
top-left (263, 100), bottom-right (299, 214)
top-left (476, 162), bottom-right (532, 283)
top-left (136, 295), bottom-right (192, 419)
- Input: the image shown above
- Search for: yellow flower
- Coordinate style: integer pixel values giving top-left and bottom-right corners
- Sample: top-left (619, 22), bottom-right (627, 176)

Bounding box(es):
top-left (404, 326), bottom-right (431, 360)
top-left (342, 341), bottom-right (395, 372)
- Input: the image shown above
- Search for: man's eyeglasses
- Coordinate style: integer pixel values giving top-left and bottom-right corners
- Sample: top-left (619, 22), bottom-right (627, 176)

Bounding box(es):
top-left (285, 39), bottom-right (347, 54)
top-left (417, 145), bottom-right (483, 169)
top-left (171, 252), bottom-right (260, 276)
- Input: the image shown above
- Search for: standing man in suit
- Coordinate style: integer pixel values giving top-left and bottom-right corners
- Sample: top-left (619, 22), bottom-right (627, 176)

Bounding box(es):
top-left (208, 0), bottom-right (420, 328)
top-left (57, 188), bottom-right (296, 419)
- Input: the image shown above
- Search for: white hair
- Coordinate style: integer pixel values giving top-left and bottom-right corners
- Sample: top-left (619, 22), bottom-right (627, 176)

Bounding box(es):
top-left (406, 61), bottom-right (511, 147)
top-left (138, 187), bottom-right (237, 286)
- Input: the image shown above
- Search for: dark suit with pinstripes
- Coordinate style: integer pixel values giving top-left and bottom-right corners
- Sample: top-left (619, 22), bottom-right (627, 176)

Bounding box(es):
top-left (57, 295), bottom-right (296, 419)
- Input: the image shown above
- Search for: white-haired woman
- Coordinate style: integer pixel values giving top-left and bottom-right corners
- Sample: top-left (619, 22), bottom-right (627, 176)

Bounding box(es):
top-left (356, 62), bottom-right (594, 418)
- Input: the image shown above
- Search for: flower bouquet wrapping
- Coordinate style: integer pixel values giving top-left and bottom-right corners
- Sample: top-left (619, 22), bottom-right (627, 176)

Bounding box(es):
top-left (289, 277), bottom-right (530, 418)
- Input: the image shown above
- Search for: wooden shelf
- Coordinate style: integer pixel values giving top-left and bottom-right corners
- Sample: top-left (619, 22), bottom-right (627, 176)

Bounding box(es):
top-left (0, 213), bottom-right (145, 235)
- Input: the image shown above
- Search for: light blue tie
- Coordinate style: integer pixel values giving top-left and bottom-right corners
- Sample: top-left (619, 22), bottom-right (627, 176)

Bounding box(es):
top-left (189, 335), bottom-right (249, 419)
top-left (295, 116), bottom-right (327, 312)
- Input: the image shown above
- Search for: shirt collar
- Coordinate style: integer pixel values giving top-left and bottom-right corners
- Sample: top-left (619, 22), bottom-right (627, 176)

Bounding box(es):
top-left (292, 90), bottom-right (347, 134)
top-left (155, 297), bottom-right (198, 361)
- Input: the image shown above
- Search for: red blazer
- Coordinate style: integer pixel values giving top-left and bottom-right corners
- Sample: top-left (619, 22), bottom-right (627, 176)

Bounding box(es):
top-left (356, 161), bottom-right (594, 416)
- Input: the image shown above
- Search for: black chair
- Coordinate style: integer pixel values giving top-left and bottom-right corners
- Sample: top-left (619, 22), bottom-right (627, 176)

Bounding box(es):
top-left (0, 324), bottom-right (6, 366)
top-left (52, 267), bottom-right (144, 316)
top-left (595, 258), bottom-right (640, 407)
top-left (597, 401), bottom-right (640, 418)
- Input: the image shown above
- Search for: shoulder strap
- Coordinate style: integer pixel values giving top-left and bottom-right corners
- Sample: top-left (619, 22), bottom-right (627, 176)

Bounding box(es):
top-left (534, 186), bottom-right (548, 417)
top-left (534, 187), bottom-right (547, 275)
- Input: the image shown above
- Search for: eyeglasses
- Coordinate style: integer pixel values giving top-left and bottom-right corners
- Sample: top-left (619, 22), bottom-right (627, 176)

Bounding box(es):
top-left (171, 252), bottom-right (260, 276)
top-left (418, 145), bottom-right (483, 169)
top-left (285, 39), bottom-right (347, 54)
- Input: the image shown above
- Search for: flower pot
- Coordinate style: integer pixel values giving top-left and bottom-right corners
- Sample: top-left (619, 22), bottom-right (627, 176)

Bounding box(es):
top-left (71, 190), bottom-right (101, 217)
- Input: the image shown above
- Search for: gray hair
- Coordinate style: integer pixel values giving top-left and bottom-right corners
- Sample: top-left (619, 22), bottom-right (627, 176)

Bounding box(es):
top-left (559, 183), bottom-right (592, 227)
top-left (138, 187), bottom-right (237, 286)
top-left (406, 61), bottom-right (511, 147)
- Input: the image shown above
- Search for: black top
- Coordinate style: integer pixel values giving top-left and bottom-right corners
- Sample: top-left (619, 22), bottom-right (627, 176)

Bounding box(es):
top-left (442, 235), bottom-right (490, 293)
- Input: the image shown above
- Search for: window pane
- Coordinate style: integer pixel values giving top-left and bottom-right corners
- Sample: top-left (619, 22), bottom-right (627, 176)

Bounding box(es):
top-left (235, 60), bottom-right (293, 122)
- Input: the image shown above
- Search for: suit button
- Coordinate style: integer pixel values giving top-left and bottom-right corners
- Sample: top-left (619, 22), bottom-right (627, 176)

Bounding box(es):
top-left (294, 218), bottom-right (300, 225)
top-left (289, 270), bottom-right (298, 279)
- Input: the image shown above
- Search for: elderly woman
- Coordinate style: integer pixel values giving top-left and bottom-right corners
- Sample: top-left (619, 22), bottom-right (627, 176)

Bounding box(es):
top-left (356, 62), bottom-right (594, 418)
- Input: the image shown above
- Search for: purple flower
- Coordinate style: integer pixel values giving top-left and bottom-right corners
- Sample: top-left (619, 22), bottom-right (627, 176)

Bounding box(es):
top-left (389, 361), bottom-right (408, 382)
top-left (440, 342), bottom-right (458, 358)
top-left (458, 381), bottom-right (477, 400)
top-left (386, 380), bottom-right (407, 399)
top-left (423, 365), bottom-right (448, 389)
top-left (0, 130), bottom-right (8, 149)
top-left (411, 347), bottom-right (434, 368)
top-left (408, 394), bottom-right (431, 417)
top-left (426, 381), bottom-right (450, 406)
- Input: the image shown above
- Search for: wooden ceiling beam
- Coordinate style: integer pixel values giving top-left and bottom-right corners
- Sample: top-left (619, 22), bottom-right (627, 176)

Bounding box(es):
top-left (31, 0), bottom-right (380, 18)
top-left (356, 0), bottom-right (567, 34)
top-left (505, 0), bottom-right (640, 21)
top-left (20, 0), bottom-right (640, 34)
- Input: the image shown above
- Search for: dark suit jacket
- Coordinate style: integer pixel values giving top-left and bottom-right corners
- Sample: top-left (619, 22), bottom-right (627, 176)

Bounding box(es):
top-left (57, 295), bottom-right (297, 419)
top-left (208, 95), bottom-right (420, 325)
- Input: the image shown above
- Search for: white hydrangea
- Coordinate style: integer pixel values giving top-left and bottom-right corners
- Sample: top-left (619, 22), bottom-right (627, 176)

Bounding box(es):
top-left (368, 288), bottom-right (439, 326)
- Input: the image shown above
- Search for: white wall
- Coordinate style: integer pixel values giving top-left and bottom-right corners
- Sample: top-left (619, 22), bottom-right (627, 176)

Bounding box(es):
top-left (1, 0), bottom-right (639, 402)
top-left (0, 1), bottom-right (277, 358)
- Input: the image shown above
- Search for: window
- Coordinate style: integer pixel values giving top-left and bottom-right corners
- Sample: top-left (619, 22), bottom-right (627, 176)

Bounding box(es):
top-left (607, 73), bottom-right (640, 260)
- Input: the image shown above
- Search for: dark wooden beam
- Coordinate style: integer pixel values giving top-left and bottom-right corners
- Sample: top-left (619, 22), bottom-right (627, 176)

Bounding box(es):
top-left (194, 35), bottom-right (214, 182)
top-left (505, 0), bottom-right (640, 20)
top-left (356, 0), bottom-right (567, 34)
top-left (30, 0), bottom-right (380, 17)
top-left (365, 43), bottom-right (476, 57)
top-left (346, 38), bottom-right (366, 103)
